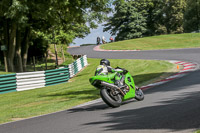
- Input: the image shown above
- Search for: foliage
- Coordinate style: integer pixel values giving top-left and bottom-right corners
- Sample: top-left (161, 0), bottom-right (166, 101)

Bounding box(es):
top-left (162, 0), bottom-right (186, 34)
top-left (104, 0), bottom-right (149, 41)
top-left (0, 0), bottom-right (112, 72)
top-left (145, 0), bottom-right (166, 35)
top-left (104, 0), bottom-right (188, 41)
top-left (0, 0), bottom-right (199, 72)
top-left (28, 35), bottom-right (49, 58)
top-left (184, 0), bottom-right (200, 32)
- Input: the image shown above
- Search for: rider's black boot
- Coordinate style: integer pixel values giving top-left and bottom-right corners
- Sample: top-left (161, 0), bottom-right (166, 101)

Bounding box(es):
top-left (114, 80), bottom-right (124, 88)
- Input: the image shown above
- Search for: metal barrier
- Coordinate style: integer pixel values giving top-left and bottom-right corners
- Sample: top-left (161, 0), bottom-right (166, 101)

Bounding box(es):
top-left (0, 74), bottom-right (17, 94)
top-left (0, 55), bottom-right (88, 94)
top-left (16, 71), bottom-right (46, 91)
top-left (68, 55), bottom-right (88, 78)
top-left (45, 67), bottom-right (70, 86)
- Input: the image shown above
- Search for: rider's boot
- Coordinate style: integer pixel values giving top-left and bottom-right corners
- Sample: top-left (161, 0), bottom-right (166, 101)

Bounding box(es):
top-left (114, 80), bottom-right (125, 89)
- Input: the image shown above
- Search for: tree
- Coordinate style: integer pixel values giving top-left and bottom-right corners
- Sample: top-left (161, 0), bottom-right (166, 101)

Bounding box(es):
top-left (104, 0), bottom-right (148, 41)
top-left (0, 0), bottom-right (112, 72)
top-left (162, 0), bottom-right (186, 34)
top-left (104, 0), bottom-right (187, 41)
top-left (0, 0), bottom-right (29, 72)
top-left (145, 0), bottom-right (167, 35)
top-left (146, 0), bottom-right (186, 35)
top-left (184, 0), bottom-right (200, 32)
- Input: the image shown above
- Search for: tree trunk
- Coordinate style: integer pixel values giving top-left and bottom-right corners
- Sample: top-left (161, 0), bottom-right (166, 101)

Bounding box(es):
top-left (15, 28), bottom-right (23, 72)
top-left (61, 44), bottom-right (65, 62)
top-left (54, 43), bottom-right (58, 67)
top-left (3, 19), bottom-right (9, 72)
top-left (196, 0), bottom-right (200, 30)
top-left (21, 27), bottom-right (31, 72)
top-left (7, 22), bottom-right (17, 72)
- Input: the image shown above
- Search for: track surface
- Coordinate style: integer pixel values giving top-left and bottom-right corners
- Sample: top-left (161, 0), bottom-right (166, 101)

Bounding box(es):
top-left (1, 45), bottom-right (200, 133)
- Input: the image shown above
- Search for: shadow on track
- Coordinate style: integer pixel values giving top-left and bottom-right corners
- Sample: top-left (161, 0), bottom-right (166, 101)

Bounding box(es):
top-left (81, 70), bottom-right (200, 132)
top-left (68, 99), bottom-right (138, 113)
top-left (66, 70), bottom-right (200, 132)
top-left (39, 69), bottom-right (200, 132)
top-left (82, 90), bottom-right (200, 132)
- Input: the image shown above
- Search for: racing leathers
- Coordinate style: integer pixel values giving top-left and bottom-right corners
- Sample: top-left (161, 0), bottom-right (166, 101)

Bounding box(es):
top-left (95, 65), bottom-right (125, 87)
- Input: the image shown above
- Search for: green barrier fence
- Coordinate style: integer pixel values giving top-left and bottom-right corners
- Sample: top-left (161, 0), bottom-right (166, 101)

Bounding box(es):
top-left (0, 74), bottom-right (17, 94)
top-left (81, 57), bottom-right (84, 68)
top-left (0, 55), bottom-right (88, 94)
top-left (73, 61), bottom-right (78, 75)
top-left (45, 67), bottom-right (70, 86)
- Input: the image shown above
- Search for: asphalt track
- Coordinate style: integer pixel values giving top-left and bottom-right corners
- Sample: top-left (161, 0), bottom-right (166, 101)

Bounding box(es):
top-left (1, 45), bottom-right (200, 133)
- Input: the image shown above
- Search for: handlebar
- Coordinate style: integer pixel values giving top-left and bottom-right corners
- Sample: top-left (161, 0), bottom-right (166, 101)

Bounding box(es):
top-left (115, 66), bottom-right (128, 74)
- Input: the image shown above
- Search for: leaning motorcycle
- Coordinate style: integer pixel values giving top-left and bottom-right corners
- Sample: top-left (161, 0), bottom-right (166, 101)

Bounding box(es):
top-left (89, 67), bottom-right (144, 108)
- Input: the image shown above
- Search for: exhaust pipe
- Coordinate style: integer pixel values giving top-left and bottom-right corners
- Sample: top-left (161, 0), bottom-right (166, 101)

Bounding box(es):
top-left (101, 81), bottom-right (125, 96)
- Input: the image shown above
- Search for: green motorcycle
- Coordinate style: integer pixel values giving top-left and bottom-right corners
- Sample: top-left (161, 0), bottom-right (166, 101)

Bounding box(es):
top-left (89, 67), bottom-right (144, 108)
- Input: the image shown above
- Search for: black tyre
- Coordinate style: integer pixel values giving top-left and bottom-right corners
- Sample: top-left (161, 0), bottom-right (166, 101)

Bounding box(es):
top-left (135, 88), bottom-right (144, 101)
top-left (100, 88), bottom-right (122, 108)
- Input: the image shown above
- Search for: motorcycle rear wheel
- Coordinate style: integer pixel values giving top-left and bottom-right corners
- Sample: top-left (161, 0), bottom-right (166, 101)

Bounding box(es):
top-left (100, 88), bottom-right (122, 108)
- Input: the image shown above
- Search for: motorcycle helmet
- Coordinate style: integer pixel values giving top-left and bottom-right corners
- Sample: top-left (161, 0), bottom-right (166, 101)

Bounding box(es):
top-left (100, 59), bottom-right (110, 66)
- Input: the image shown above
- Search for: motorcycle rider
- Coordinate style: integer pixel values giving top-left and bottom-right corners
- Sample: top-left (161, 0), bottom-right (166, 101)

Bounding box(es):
top-left (95, 59), bottom-right (125, 88)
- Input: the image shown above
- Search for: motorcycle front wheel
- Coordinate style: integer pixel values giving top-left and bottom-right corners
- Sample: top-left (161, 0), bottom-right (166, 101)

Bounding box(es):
top-left (135, 88), bottom-right (144, 101)
top-left (100, 88), bottom-right (122, 108)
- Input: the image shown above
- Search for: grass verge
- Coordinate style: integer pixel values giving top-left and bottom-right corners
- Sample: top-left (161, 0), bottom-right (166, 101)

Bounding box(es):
top-left (0, 72), bottom-right (14, 75)
top-left (0, 58), bottom-right (178, 124)
top-left (100, 33), bottom-right (200, 50)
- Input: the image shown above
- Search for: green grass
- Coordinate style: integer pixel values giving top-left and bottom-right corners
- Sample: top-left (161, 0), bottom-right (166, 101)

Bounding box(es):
top-left (0, 58), bottom-right (177, 124)
top-left (100, 33), bottom-right (200, 50)
top-left (0, 72), bottom-right (14, 75)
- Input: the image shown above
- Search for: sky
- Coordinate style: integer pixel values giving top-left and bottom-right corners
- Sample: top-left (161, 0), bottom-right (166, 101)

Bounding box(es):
top-left (70, 4), bottom-right (115, 47)
top-left (70, 24), bottom-right (113, 46)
